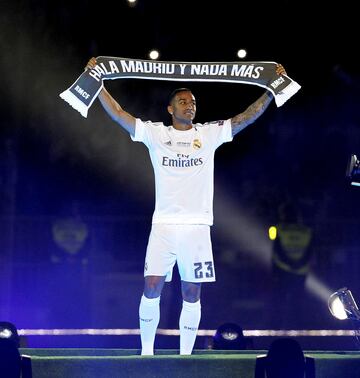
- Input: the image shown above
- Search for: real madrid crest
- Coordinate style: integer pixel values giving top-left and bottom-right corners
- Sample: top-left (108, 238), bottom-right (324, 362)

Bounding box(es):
top-left (193, 139), bottom-right (201, 150)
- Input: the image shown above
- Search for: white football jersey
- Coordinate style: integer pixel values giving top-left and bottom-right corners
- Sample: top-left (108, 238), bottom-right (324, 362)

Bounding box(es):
top-left (131, 118), bottom-right (233, 225)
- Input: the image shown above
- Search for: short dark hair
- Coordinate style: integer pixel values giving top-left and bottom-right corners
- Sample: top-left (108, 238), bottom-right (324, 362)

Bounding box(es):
top-left (168, 88), bottom-right (192, 105)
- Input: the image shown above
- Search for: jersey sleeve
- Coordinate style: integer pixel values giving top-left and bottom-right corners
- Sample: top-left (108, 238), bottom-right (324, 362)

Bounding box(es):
top-left (130, 118), bottom-right (149, 145)
top-left (203, 119), bottom-right (233, 149)
top-left (130, 118), bottom-right (165, 149)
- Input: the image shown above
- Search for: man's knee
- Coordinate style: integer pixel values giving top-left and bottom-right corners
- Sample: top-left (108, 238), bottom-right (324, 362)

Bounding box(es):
top-left (144, 276), bottom-right (166, 298)
top-left (181, 281), bottom-right (201, 303)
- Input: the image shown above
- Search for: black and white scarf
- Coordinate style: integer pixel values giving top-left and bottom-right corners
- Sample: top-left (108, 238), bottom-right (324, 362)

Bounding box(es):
top-left (60, 56), bottom-right (301, 118)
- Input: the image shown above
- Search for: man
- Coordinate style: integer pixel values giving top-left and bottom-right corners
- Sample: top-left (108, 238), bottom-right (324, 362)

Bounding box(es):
top-left (85, 57), bottom-right (286, 355)
top-left (270, 200), bottom-right (313, 328)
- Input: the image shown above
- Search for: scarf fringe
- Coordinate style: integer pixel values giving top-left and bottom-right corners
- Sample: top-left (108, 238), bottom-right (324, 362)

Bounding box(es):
top-left (274, 80), bottom-right (302, 107)
top-left (59, 89), bottom-right (89, 118)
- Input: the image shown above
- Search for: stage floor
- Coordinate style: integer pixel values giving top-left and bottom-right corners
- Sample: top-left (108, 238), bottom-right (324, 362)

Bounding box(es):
top-left (20, 348), bottom-right (360, 378)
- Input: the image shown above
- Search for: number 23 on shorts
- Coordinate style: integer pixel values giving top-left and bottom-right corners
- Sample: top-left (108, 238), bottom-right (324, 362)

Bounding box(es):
top-left (194, 261), bottom-right (214, 279)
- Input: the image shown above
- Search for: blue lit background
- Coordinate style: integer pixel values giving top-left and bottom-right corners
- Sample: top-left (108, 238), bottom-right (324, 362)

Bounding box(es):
top-left (0, 0), bottom-right (359, 349)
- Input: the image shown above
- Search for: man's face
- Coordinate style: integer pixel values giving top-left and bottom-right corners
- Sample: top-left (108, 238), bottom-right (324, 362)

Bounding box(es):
top-left (169, 91), bottom-right (196, 122)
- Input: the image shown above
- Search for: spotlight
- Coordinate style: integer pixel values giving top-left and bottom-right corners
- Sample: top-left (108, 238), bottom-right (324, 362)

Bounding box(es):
top-left (328, 287), bottom-right (360, 321)
top-left (0, 322), bottom-right (20, 348)
top-left (212, 323), bottom-right (251, 350)
top-left (0, 322), bottom-right (21, 378)
top-left (255, 338), bottom-right (315, 378)
top-left (148, 49), bottom-right (160, 60)
top-left (0, 322), bottom-right (32, 378)
top-left (346, 154), bottom-right (360, 186)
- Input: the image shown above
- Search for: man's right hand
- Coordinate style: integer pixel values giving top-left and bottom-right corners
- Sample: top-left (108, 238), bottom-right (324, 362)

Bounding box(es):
top-left (85, 57), bottom-right (97, 71)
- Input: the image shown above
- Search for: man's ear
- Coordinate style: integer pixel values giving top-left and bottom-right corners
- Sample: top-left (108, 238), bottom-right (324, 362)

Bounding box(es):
top-left (167, 105), bottom-right (173, 115)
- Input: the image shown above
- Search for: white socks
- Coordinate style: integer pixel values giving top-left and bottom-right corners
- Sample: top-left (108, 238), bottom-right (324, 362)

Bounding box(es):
top-left (179, 300), bottom-right (201, 355)
top-left (139, 295), bottom-right (160, 356)
top-left (139, 296), bottom-right (201, 356)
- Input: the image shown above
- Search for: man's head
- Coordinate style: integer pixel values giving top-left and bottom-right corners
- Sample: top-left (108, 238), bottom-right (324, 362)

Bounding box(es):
top-left (167, 88), bottom-right (196, 124)
top-left (168, 88), bottom-right (192, 105)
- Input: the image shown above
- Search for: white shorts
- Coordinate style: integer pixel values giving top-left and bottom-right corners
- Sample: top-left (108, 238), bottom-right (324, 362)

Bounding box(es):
top-left (144, 224), bottom-right (216, 283)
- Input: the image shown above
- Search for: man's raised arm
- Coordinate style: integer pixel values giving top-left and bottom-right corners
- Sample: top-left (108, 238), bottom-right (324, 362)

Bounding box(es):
top-left (231, 91), bottom-right (274, 136)
top-left (85, 57), bottom-right (136, 137)
top-left (231, 64), bottom-right (287, 137)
